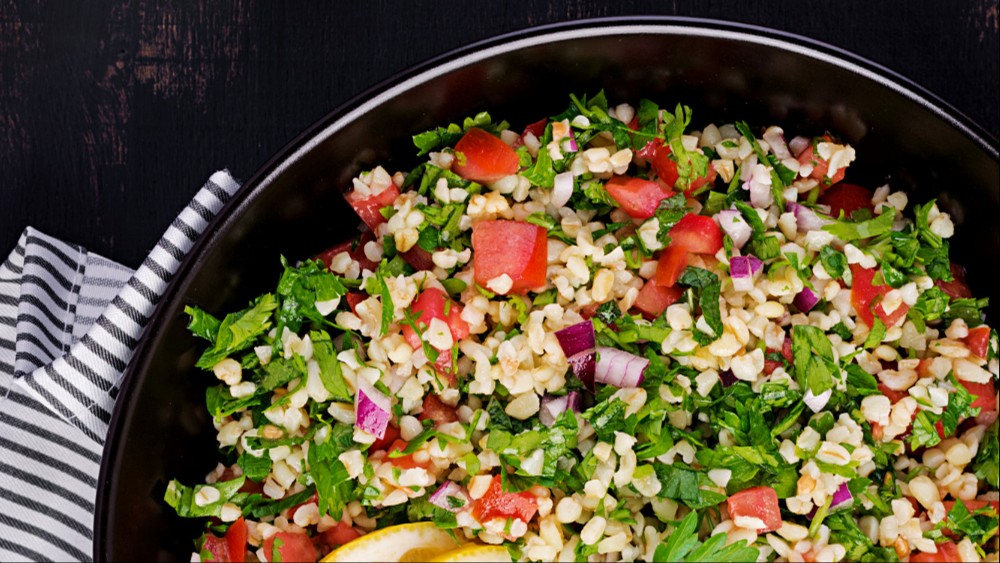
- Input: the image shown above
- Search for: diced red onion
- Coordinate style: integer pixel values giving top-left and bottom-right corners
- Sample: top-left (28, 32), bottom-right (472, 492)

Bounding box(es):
top-left (729, 255), bottom-right (763, 292)
top-left (831, 482), bottom-right (854, 509)
top-left (719, 369), bottom-right (738, 388)
top-left (763, 126), bottom-right (791, 160)
top-left (540, 391), bottom-right (582, 427)
top-left (561, 135), bottom-right (579, 153)
top-left (803, 388), bottom-right (832, 413)
top-left (793, 287), bottom-right (820, 312)
top-left (788, 135), bottom-right (811, 157)
top-left (355, 378), bottom-right (391, 439)
top-left (428, 481), bottom-right (470, 512)
top-left (788, 202), bottom-right (830, 232)
top-left (555, 320), bottom-right (597, 390)
top-left (714, 209), bottom-right (752, 249)
top-left (595, 346), bottom-right (648, 388)
top-left (551, 172), bottom-right (574, 208)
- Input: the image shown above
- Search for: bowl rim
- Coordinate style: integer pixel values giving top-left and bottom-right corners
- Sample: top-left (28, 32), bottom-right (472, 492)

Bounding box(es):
top-left (94, 15), bottom-right (999, 560)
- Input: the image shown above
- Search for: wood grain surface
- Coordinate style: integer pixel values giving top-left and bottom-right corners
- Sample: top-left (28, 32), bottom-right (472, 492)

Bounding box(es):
top-left (1, 0), bottom-right (997, 266)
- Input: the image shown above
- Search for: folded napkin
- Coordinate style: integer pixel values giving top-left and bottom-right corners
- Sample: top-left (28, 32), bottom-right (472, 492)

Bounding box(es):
top-left (0, 171), bottom-right (242, 562)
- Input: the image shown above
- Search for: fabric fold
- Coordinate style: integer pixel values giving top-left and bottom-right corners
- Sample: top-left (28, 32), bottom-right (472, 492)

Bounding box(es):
top-left (0, 170), bottom-right (242, 563)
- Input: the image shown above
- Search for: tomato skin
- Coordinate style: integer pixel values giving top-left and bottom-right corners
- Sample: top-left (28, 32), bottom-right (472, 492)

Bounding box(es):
top-left (959, 378), bottom-right (998, 426)
top-left (402, 288), bottom-right (470, 350)
top-left (604, 175), bottom-right (675, 219)
top-left (638, 142), bottom-right (716, 195)
top-left (262, 531), bottom-right (317, 563)
top-left (472, 475), bottom-right (538, 532)
top-left (345, 291), bottom-right (366, 315)
top-left (633, 280), bottom-right (684, 320)
top-left (964, 326), bottom-right (991, 359)
top-left (319, 521), bottom-right (362, 548)
top-left (472, 220), bottom-right (548, 294)
top-left (668, 213), bottom-right (723, 255)
top-left (727, 486), bottom-right (782, 533)
top-left (797, 135), bottom-right (846, 185)
top-left (817, 183), bottom-right (874, 219)
top-left (315, 231), bottom-right (378, 273)
top-left (910, 542), bottom-right (961, 562)
top-left (400, 246), bottom-right (436, 271)
top-left (878, 383), bottom-right (910, 404)
top-left (849, 264), bottom-right (910, 328)
top-left (452, 128), bottom-right (520, 184)
top-left (201, 535), bottom-right (231, 563)
top-left (370, 423), bottom-right (400, 452)
top-left (385, 439), bottom-right (430, 470)
top-left (418, 393), bottom-right (459, 425)
top-left (224, 518), bottom-right (248, 563)
top-left (346, 183), bottom-right (401, 232)
top-left (653, 245), bottom-right (689, 287)
top-left (522, 118), bottom-right (547, 139)
top-left (764, 336), bottom-right (794, 375)
top-left (935, 262), bottom-right (973, 299)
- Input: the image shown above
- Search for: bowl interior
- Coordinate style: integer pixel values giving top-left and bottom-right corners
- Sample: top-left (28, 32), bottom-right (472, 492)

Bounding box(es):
top-left (96, 19), bottom-right (998, 561)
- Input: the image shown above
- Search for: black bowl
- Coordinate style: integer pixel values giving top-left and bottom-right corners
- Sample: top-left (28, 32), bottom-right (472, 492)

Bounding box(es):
top-left (95, 17), bottom-right (998, 561)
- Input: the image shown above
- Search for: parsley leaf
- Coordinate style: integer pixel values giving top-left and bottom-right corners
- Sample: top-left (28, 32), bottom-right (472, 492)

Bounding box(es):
top-left (412, 112), bottom-right (508, 156)
top-left (823, 208), bottom-right (896, 241)
top-left (791, 325), bottom-right (840, 395)
top-left (677, 267), bottom-right (723, 344)
top-left (194, 294), bottom-right (278, 369)
top-left (973, 422), bottom-right (999, 488)
top-left (820, 246), bottom-right (848, 279)
top-left (653, 511), bottom-right (759, 562)
top-left (164, 477), bottom-right (247, 519)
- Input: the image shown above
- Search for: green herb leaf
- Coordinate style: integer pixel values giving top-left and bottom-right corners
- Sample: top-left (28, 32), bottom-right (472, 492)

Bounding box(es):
top-left (823, 208), bottom-right (896, 241)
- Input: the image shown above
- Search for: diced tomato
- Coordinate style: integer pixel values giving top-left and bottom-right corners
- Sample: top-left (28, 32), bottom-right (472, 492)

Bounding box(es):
top-left (522, 118), bottom-right (547, 139)
top-left (878, 383), bottom-right (911, 404)
top-left (668, 213), bottom-right (723, 255)
top-left (317, 520), bottom-right (362, 549)
top-left (817, 183), bottom-right (874, 219)
top-left (287, 494), bottom-right (318, 522)
top-left (402, 288), bottom-right (470, 350)
top-left (400, 246), bottom-right (435, 271)
top-left (653, 245), bottom-right (689, 287)
top-left (727, 486), bottom-right (782, 533)
top-left (604, 175), bottom-right (675, 219)
top-left (910, 542), bottom-right (962, 562)
top-left (638, 141), bottom-right (717, 195)
top-left (346, 183), bottom-right (401, 232)
top-left (451, 127), bottom-right (520, 184)
top-left (262, 531), bottom-right (317, 563)
top-left (201, 519), bottom-right (249, 563)
top-left (370, 423), bottom-right (400, 452)
top-left (418, 393), bottom-right (459, 425)
top-left (935, 261), bottom-right (974, 299)
top-left (849, 264), bottom-right (910, 328)
top-left (472, 475), bottom-right (538, 532)
top-left (797, 135), bottom-right (846, 186)
top-left (472, 220), bottom-right (547, 294)
top-left (315, 231), bottom-right (379, 273)
top-left (964, 326), bottom-right (992, 359)
top-left (763, 336), bottom-right (794, 375)
top-left (959, 378), bottom-right (998, 426)
top-left (345, 291), bottom-right (367, 315)
top-left (633, 280), bottom-right (684, 320)
top-left (385, 439), bottom-right (430, 470)
top-left (943, 499), bottom-right (1000, 516)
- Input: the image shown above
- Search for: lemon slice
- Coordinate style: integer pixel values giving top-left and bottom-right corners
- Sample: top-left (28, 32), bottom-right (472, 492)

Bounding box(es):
top-left (429, 544), bottom-right (513, 562)
top-left (321, 522), bottom-right (462, 562)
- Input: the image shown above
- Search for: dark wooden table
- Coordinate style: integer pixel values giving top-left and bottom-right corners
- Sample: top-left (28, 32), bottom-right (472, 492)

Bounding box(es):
top-left (2, 1), bottom-right (997, 267)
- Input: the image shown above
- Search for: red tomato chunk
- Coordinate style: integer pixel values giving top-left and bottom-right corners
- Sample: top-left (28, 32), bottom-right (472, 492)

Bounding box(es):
top-left (402, 288), bottom-right (470, 350)
top-left (201, 517), bottom-right (248, 563)
top-left (668, 213), bottom-right (723, 255)
top-left (849, 264), bottom-right (909, 328)
top-left (727, 486), bottom-right (782, 533)
top-left (472, 475), bottom-right (538, 532)
top-left (909, 542), bottom-right (962, 562)
top-left (451, 127), bottom-right (520, 184)
top-left (817, 182), bottom-right (874, 219)
top-left (633, 280), bottom-right (684, 319)
top-left (604, 175), bottom-right (675, 219)
top-left (346, 183), bottom-right (400, 232)
top-left (472, 220), bottom-right (547, 294)
top-left (262, 531), bottom-right (317, 563)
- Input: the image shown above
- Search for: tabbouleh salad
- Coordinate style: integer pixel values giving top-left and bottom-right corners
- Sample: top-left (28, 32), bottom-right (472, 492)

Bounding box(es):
top-left (165, 92), bottom-right (999, 563)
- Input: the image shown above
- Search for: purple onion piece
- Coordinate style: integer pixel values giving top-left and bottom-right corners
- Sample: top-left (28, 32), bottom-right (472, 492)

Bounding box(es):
top-left (718, 369), bottom-right (738, 388)
top-left (792, 202), bottom-right (830, 232)
top-left (714, 209), bottom-right (752, 249)
top-left (595, 346), bottom-right (648, 388)
top-left (355, 378), bottom-right (391, 439)
top-left (729, 255), bottom-right (763, 292)
top-left (555, 320), bottom-right (596, 358)
top-left (540, 391), bottom-right (582, 427)
top-left (831, 482), bottom-right (853, 509)
top-left (793, 287), bottom-right (820, 312)
top-left (428, 481), bottom-right (470, 512)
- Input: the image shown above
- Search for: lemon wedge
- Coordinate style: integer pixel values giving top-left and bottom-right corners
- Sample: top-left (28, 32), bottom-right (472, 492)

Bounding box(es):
top-left (428, 544), bottom-right (513, 562)
top-left (320, 522), bottom-right (462, 562)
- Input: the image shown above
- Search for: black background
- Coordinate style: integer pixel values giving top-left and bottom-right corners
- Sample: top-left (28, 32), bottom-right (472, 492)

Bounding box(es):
top-left (2, 0), bottom-right (997, 267)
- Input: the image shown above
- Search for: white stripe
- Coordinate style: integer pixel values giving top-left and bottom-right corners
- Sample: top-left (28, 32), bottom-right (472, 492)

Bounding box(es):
top-left (0, 520), bottom-right (83, 562)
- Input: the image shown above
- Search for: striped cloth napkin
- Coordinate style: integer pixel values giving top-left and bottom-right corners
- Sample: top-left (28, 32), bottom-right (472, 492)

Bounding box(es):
top-left (0, 171), bottom-right (242, 562)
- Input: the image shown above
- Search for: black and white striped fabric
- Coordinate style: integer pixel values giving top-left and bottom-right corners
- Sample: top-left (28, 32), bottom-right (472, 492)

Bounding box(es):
top-left (0, 171), bottom-right (241, 562)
